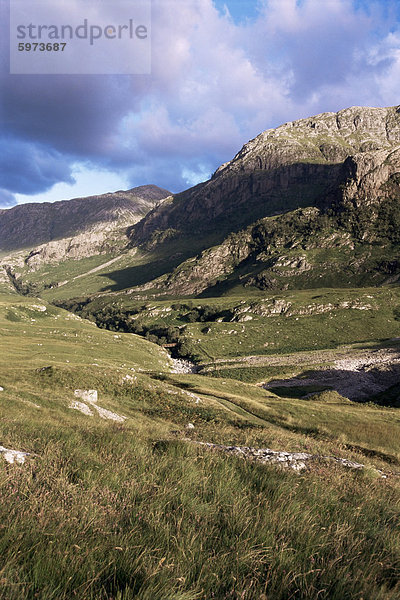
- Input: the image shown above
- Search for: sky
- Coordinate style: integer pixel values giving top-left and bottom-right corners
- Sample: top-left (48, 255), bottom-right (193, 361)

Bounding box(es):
top-left (1, 0), bottom-right (400, 209)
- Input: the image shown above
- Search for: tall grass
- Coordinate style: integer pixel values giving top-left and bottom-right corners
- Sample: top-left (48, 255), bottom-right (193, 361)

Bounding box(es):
top-left (0, 432), bottom-right (399, 600)
top-left (1, 293), bottom-right (399, 599)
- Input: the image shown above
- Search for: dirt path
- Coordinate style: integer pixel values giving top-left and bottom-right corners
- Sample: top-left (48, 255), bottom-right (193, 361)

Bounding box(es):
top-left (58, 254), bottom-right (128, 288)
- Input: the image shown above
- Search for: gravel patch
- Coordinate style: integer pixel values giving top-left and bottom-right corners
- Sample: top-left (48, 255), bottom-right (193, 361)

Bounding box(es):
top-left (264, 348), bottom-right (400, 400)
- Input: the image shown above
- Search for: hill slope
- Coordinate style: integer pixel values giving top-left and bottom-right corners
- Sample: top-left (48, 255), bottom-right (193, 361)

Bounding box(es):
top-left (132, 106), bottom-right (400, 247)
top-left (0, 184), bottom-right (170, 252)
top-left (1, 291), bottom-right (400, 599)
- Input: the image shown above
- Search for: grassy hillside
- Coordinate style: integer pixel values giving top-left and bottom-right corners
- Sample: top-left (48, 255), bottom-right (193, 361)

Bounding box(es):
top-left (1, 292), bottom-right (400, 599)
top-left (2, 232), bottom-right (222, 302)
top-left (60, 286), bottom-right (400, 363)
top-left (0, 293), bottom-right (169, 372)
top-left (2, 106), bottom-right (400, 599)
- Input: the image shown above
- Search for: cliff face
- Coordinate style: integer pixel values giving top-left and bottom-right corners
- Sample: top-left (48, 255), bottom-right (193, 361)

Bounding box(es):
top-left (131, 106), bottom-right (400, 247)
top-left (333, 148), bottom-right (400, 239)
top-left (0, 185), bottom-right (170, 252)
top-left (3, 106), bottom-right (400, 298)
top-left (127, 108), bottom-right (400, 296)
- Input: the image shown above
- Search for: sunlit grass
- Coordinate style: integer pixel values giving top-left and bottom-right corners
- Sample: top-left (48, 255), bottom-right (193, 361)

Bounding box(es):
top-left (1, 291), bottom-right (400, 599)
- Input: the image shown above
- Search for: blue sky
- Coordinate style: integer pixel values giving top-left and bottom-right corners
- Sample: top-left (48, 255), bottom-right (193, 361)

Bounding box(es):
top-left (1, 0), bottom-right (400, 208)
top-left (214, 0), bottom-right (261, 22)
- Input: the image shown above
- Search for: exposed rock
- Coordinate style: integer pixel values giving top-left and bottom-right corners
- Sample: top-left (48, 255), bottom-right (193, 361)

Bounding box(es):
top-left (0, 446), bottom-right (30, 465)
top-left (269, 255), bottom-right (312, 277)
top-left (74, 389), bottom-right (98, 403)
top-left (0, 184), bottom-right (170, 252)
top-left (71, 389), bottom-right (126, 422)
top-left (23, 225), bottom-right (128, 270)
top-left (190, 441), bottom-right (384, 475)
top-left (181, 390), bottom-right (202, 404)
top-left (237, 314), bottom-right (253, 322)
top-left (246, 299), bottom-right (292, 317)
top-left (170, 358), bottom-right (197, 374)
top-left (94, 405), bottom-right (126, 423)
top-left (132, 148), bottom-right (400, 294)
top-left (122, 374), bottom-right (136, 383)
top-left (69, 401), bottom-right (94, 416)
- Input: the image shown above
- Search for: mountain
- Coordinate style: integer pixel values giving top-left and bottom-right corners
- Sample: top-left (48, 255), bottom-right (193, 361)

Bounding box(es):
top-left (3, 106), bottom-right (400, 300)
top-left (0, 184), bottom-right (170, 252)
top-left (132, 106), bottom-right (400, 248)
top-left (125, 106), bottom-right (400, 296)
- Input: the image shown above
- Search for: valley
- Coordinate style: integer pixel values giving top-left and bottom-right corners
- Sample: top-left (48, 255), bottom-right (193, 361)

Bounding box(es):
top-left (1, 106), bottom-right (400, 599)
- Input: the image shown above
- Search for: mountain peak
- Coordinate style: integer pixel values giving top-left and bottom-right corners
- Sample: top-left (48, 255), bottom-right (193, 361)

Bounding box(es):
top-left (0, 185), bottom-right (170, 252)
top-left (132, 106), bottom-right (400, 248)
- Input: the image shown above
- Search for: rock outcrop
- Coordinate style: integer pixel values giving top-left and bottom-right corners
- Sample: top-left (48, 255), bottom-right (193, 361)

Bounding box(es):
top-left (189, 441), bottom-right (386, 476)
top-left (0, 445), bottom-right (30, 464)
top-left (132, 106), bottom-right (400, 247)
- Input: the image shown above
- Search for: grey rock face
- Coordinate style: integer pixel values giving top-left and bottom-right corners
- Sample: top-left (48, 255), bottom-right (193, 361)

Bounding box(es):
top-left (132, 106), bottom-right (400, 246)
top-left (0, 185), bottom-right (170, 252)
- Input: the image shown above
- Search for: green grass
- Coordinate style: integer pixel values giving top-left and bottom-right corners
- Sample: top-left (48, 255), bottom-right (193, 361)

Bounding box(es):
top-left (1, 368), bottom-right (400, 600)
top-left (206, 364), bottom-right (299, 383)
top-left (1, 291), bottom-right (400, 599)
top-left (65, 286), bottom-right (400, 364)
top-left (157, 373), bottom-right (400, 462)
top-left (7, 232), bottom-right (224, 302)
top-left (0, 293), bottom-right (170, 372)
top-left (1, 431), bottom-right (399, 600)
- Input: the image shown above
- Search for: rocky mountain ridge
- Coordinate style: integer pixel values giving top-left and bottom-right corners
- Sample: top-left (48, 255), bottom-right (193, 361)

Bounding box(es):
top-left (128, 148), bottom-right (400, 296)
top-left (3, 106), bottom-right (400, 299)
top-left (0, 184), bottom-right (170, 252)
top-left (131, 106), bottom-right (400, 249)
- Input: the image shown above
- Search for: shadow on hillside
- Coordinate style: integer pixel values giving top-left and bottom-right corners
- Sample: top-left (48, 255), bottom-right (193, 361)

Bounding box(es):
top-left (107, 161), bottom-right (347, 293)
top-left (352, 338), bottom-right (400, 351)
top-left (98, 259), bottom-right (171, 292)
top-left (132, 161), bottom-right (344, 245)
top-left (98, 245), bottom-right (199, 292)
top-left (266, 364), bottom-right (400, 405)
top-left (98, 231), bottom-right (226, 293)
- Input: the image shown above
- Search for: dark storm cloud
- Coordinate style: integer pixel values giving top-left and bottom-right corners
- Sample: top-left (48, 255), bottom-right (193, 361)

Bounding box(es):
top-left (1, 75), bottom-right (147, 157)
top-left (1, 0), bottom-right (400, 200)
top-left (0, 138), bottom-right (75, 194)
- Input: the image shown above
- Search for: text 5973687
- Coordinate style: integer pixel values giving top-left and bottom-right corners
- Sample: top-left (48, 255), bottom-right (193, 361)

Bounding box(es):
top-left (18, 42), bottom-right (67, 52)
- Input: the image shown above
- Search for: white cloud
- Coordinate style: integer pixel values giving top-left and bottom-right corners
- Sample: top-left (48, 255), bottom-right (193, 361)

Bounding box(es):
top-left (2, 0), bottom-right (400, 201)
top-left (14, 165), bottom-right (130, 205)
